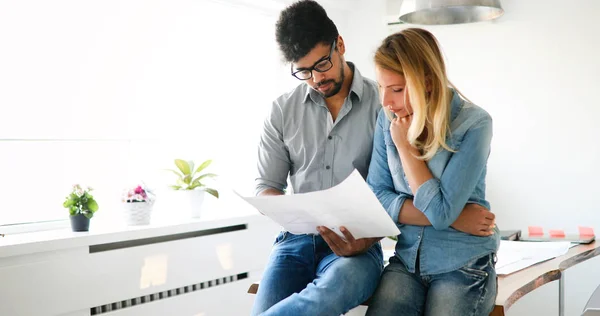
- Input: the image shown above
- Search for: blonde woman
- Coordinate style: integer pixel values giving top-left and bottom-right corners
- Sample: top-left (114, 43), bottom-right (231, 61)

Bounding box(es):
top-left (365, 28), bottom-right (499, 316)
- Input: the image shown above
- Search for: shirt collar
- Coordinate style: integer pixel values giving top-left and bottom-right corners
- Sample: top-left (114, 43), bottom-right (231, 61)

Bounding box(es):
top-left (302, 62), bottom-right (364, 105)
top-left (449, 88), bottom-right (463, 122)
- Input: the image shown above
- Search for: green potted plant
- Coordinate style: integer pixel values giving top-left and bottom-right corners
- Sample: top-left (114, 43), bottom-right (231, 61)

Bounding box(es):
top-left (63, 184), bottom-right (99, 232)
top-left (168, 159), bottom-right (219, 218)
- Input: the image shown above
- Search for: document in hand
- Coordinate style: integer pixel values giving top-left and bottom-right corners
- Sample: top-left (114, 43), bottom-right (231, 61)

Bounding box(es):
top-left (236, 169), bottom-right (401, 239)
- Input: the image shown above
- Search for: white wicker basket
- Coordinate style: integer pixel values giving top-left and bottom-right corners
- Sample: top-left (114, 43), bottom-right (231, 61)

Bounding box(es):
top-left (123, 201), bottom-right (154, 226)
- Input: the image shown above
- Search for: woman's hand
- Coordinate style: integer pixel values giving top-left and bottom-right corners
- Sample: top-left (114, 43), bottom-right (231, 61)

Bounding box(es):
top-left (390, 114), bottom-right (414, 152)
top-left (390, 113), bottom-right (430, 195)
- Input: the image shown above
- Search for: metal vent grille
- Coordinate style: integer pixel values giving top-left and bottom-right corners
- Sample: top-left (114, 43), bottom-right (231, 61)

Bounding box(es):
top-left (90, 272), bottom-right (248, 315)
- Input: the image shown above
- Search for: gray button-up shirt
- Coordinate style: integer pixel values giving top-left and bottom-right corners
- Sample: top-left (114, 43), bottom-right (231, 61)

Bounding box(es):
top-left (255, 63), bottom-right (382, 195)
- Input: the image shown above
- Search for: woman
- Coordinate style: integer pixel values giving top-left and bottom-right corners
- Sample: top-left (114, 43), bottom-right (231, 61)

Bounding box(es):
top-left (365, 28), bottom-right (499, 316)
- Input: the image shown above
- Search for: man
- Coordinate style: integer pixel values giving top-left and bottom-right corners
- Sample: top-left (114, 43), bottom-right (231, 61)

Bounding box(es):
top-left (252, 1), bottom-right (495, 315)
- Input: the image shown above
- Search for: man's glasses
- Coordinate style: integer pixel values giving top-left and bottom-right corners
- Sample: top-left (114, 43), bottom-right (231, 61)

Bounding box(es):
top-left (291, 40), bottom-right (336, 80)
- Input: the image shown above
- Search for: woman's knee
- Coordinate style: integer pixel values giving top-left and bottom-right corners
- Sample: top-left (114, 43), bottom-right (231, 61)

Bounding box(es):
top-left (366, 262), bottom-right (427, 316)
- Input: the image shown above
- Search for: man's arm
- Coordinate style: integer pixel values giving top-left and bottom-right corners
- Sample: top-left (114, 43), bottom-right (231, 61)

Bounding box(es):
top-left (255, 101), bottom-right (291, 196)
top-left (258, 188), bottom-right (284, 197)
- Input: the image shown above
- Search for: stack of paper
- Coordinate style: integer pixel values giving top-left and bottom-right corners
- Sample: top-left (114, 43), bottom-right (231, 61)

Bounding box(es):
top-left (495, 240), bottom-right (572, 275)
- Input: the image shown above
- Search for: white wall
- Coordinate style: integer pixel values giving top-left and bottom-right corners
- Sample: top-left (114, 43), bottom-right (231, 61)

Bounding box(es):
top-left (387, 1), bottom-right (600, 315)
top-left (0, 0), bottom-right (291, 226)
top-left (343, 0), bottom-right (388, 80)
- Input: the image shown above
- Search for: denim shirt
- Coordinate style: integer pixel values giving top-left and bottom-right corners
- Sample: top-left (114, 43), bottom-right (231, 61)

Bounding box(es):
top-left (366, 90), bottom-right (500, 275)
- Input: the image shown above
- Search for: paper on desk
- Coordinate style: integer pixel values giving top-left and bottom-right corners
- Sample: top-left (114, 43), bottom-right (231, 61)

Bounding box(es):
top-left (495, 240), bottom-right (571, 275)
top-left (236, 169), bottom-right (400, 239)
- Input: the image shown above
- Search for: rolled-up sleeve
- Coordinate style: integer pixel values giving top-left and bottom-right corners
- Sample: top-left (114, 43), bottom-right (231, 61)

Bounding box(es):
top-left (254, 101), bottom-right (291, 196)
top-left (413, 114), bottom-right (493, 230)
top-left (367, 110), bottom-right (411, 225)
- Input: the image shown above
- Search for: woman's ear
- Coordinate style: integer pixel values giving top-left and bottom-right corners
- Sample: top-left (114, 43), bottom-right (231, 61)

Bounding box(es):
top-left (425, 77), bottom-right (433, 93)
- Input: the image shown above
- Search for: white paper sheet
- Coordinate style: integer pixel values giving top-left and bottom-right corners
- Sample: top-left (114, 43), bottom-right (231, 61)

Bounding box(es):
top-left (495, 240), bottom-right (571, 275)
top-left (236, 169), bottom-right (401, 239)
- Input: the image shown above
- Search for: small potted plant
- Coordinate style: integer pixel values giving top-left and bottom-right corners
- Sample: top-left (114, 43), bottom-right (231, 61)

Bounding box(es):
top-left (122, 184), bottom-right (155, 225)
top-left (63, 184), bottom-right (99, 232)
top-left (168, 159), bottom-right (219, 218)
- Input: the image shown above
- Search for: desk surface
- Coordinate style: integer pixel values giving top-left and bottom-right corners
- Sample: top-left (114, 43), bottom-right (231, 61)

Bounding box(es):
top-left (492, 241), bottom-right (600, 315)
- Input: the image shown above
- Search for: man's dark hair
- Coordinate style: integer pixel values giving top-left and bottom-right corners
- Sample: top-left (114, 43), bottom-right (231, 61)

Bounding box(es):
top-left (275, 0), bottom-right (339, 62)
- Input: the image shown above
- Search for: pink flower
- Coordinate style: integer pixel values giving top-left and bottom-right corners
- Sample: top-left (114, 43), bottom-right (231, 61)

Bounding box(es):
top-left (134, 186), bottom-right (144, 194)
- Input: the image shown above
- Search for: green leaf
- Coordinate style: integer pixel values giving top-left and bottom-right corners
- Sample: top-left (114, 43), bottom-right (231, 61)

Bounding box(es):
top-left (188, 160), bottom-right (195, 176)
top-left (188, 182), bottom-right (203, 190)
top-left (63, 199), bottom-right (74, 208)
top-left (194, 159), bottom-right (212, 175)
top-left (205, 188), bottom-right (219, 199)
top-left (190, 179), bottom-right (202, 187)
top-left (176, 178), bottom-right (187, 188)
top-left (84, 211), bottom-right (93, 219)
top-left (87, 199), bottom-right (99, 212)
top-left (183, 175), bottom-right (192, 185)
top-left (174, 159), bottom-right (191, 176)
top-left (169, 185), bottom-right (182, 190)
top-left (165, 169), bottom-right (183, 178)
top-left (194, 173), bottom-right (217, 183)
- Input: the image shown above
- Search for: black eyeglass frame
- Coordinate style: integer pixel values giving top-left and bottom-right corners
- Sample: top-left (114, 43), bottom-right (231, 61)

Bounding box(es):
top-left (290, 39), bottom-right (337, 80)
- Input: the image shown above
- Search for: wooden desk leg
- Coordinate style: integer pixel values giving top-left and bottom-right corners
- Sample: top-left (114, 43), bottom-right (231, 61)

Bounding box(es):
top-left (559, 274), bottom-right (565, 316)
top-left (490, 306), bottom-right (505, 316)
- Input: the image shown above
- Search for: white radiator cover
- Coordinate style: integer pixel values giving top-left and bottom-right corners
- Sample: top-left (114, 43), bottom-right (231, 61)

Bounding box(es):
top-left (0, 214), bottom-right (279, 316)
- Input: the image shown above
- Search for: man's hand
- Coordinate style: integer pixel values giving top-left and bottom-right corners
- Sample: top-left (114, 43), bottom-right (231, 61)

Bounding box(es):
top-left (451, 204), bottom-right (495, 236)
top-left (317, 226), bottom-right (382, 257)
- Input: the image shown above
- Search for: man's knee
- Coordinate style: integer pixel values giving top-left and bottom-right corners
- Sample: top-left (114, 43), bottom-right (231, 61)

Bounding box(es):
top-left (319, 256), bottom-right (382, 301)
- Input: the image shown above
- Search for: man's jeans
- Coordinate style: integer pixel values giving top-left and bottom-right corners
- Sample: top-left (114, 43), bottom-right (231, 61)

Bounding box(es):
top-left (251, 231), bottom-right (384, 316)
top-left (366, 253), bottom-right (497, 316)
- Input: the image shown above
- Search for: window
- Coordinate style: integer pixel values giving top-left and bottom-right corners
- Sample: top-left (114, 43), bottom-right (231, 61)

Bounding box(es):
top-left (0, 0), bottom-right (298, 227)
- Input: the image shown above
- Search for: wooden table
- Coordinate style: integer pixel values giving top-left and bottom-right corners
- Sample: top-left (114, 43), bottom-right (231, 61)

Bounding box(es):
top-left (249, 242), bottom-right (600, 315)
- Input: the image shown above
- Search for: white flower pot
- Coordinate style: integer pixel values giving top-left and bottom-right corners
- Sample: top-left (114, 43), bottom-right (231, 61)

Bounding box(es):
top-left (184, 190), bottom-right (205, 218)
top-left (123, 201), bottom-right (154, 225)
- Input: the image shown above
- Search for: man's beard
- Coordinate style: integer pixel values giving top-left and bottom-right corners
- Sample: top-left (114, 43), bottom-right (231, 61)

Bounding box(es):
top-left (315, 63), bottom-right (345, 98)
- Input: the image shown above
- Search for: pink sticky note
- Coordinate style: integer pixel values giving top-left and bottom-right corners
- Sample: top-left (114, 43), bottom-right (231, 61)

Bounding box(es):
top-left (579, 226), bottom-right (595, 237)
top-left (549, 229), bottom-right (566, 238)
top-left (528, 226), bottom-right (544, 236)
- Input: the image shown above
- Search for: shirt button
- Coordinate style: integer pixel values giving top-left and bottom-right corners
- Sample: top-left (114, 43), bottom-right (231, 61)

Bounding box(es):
top-left (325, 165), bottom-right (331, 170)
top-left (328, 136), bottom-right (332, 140)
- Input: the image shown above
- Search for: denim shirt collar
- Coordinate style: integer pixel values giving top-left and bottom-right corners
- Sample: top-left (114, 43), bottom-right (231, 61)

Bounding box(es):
top-left (449, 88), bottom-right (463, 123)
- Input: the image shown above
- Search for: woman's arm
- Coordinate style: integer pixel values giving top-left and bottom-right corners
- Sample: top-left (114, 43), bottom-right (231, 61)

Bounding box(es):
top-left (367, 111), bottom-right (413, 224)
top-left (391, 113), bottom-right (493, 230)
top-left (369, 111), bottom-right (494, 235)
top-left (398, 199), bottom-right (495, 236)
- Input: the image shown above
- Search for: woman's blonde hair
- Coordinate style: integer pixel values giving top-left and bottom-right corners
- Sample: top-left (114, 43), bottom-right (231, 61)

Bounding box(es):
top-left (375, 28), bottom-right (465, 160)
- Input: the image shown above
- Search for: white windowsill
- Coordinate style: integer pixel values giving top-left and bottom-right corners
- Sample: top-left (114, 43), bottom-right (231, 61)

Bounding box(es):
top-left (0, 219), bottom-right (71, 235)
top-left (0, 206), bottom-right (260, 259)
